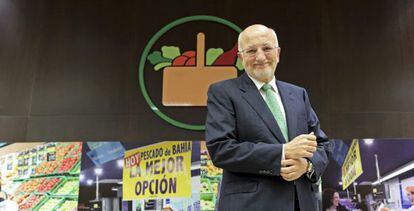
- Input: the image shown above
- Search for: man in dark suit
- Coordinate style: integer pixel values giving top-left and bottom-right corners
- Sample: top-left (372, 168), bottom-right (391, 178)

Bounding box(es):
top-left (205, 24), bottom-right (331, 211)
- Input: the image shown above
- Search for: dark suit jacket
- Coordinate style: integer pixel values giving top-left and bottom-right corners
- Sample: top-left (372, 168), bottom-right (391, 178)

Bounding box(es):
top-left (205, 73), bottom-right (331, 211)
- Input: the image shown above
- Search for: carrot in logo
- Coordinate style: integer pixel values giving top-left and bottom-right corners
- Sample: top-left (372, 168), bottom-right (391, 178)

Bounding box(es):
top-left (147, 33), bottom-right (242, 106)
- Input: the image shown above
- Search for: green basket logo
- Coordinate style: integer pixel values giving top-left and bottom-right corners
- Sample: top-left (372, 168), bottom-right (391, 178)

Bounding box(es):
top-left (139, 15), bottom-right (242, 130)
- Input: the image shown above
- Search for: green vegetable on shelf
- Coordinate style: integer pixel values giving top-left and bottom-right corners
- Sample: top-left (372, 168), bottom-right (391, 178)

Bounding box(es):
top-left (206, 48), bottom-right (224, 65)
top-left (55, 180), bottom-right (79, 195)
top-left (161, 46), bottom-right (181, 59)
top-left (201, 200), bottom-right (215, 211)
top-left (58, 200), bottom-right (78, 211)
top-left (37, 198), bottom-right (60, 210)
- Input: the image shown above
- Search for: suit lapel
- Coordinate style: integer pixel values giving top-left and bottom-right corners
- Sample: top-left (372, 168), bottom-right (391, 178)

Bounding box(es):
top-left (276, 81), bottom-right (298, 142)
top-left (239, 73), bottom-right (287, 143)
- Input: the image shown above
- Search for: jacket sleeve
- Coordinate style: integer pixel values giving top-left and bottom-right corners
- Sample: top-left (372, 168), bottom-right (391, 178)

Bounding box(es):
top-left (303, 88), bottom-right (332, 182)
top-left (205, 83), bottom-right (283, 176)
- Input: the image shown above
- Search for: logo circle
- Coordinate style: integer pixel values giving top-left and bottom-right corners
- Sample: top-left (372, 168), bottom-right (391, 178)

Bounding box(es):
top-left (138, 15), bottom-right (242, 130)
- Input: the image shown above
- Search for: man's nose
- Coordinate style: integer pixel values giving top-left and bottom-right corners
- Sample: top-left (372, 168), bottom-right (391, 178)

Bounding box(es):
top-left (255, 49), bottom-right (266, 61)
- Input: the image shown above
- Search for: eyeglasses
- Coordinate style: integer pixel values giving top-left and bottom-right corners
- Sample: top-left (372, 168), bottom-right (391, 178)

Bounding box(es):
top-left (239, 45), bottom-right (279, 57)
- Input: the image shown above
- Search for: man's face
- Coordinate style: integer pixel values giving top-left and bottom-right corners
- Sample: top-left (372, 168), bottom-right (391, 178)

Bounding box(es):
top-left (408, 191), bottom-right (414, 205)
top-left (238, 28), bottom-right (280, 83)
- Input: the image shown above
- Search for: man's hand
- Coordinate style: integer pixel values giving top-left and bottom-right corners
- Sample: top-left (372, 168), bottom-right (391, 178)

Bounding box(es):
top-left (280, 158), bottom-right (307, 181)
top-left (284, 133), bottom-right (317, 159)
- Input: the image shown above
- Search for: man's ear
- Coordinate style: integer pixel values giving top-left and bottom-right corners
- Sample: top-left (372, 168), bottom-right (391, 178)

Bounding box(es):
top-left (275, 47), bottom-right (281, 62)
top-left (237, 52), bottom-right (243, 62)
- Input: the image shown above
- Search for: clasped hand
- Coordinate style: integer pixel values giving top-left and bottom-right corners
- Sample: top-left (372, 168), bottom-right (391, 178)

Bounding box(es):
top-left (284, 133), bottom-right (317, 159)
top-left (280, 133), bottom-right (316, 181)
top-left (280, 158), bottom-right (307, 181)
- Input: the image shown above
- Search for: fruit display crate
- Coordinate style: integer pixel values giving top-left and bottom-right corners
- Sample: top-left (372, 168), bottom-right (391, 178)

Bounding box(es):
top-left (36, 176), bottom-right (63, 194)
top-left (33, 142), bottom-right (82, 177)
top-left (9, 191), bottom-right (31, 206)
top-left (31, 189), bottom-right (79, 210)
top-left (33, 195), bottom-right (63, 211)
top-left (55, 198), bottom-right (78, 211)
top-left (56, 156), bottom-right (80, 174)
top-left (200, 192), bottom-right (216, 211)
top-left (17, 177), bottom-right (46, 194)
top-left (18, 193), bottom-right (47, 211)
top-left (51, 176), bottom-right (80, 197)
top-left (16, 175), bottom-right (67, 195)
top-left (201, 178), bottom-right (212, 192)
top-left (33, 159), bottom-right (80, 177)
top-left (200, 178), bottom-right (218, 211)
top-left (31, 160), bottom-right (80, 178)
top-left (69, 159), bottom-right (81, 175)
top-left (33, 160), bottom-right (60, 176)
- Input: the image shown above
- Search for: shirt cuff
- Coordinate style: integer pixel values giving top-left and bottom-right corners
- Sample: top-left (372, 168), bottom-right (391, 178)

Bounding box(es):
top-left (282, 144), bottom-right (285, 161)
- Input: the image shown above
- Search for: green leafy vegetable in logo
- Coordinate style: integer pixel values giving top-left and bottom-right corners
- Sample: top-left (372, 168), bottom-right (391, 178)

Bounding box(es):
top-left (162, 46), bottom-right (181, 59)
top-left (206, 48), bottom-right (224, 65)
top-left (154, 62), bottom-right (172, 71)
top-left (147, 51), bottom-right (172, 65)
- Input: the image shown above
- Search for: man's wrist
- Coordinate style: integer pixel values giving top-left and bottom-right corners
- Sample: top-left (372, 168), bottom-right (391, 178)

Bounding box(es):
top-left (306, 159), bottom-right (315, 177)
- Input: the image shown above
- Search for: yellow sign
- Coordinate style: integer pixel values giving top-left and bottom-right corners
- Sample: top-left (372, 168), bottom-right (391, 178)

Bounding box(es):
top-left (122, 141), bottom-right (192, 200)
top-left (342, 139), bottom-right (363, 190)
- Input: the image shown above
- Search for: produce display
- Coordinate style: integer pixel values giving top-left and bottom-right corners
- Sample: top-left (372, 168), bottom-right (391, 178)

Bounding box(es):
top-left (201, 178), bottom-right (212, 193)
top-left (9, 192), bottom-right (30, 204)
top-left (36, 198), bottom-right (61, 210)
top-left (19, 194), bottom-right (45, 210)
top-left (0, 142), bottom-right (82, 210)
top-left (57, 199), bottom-right (78, 211)
top-left (57, 157), bottom-right (79, 173)
top-left (204, 159), bottom-right (222, 178)
top-left (35, 160), bottom-right (59, 175)
top-left (201, 200), bottom-right (215, 211)
top-left (71, 162), bottom-right (80, 174)
top-left (56, 142), bottom-right (82, 161)
top-left (54, 180), bottom-right (80, 195)
top-left (200, 142), bottom-right (223, 211)
top-left (20, 178), bottom-right (45, 192)
top-left (37, 177), bottom-right (61, 193)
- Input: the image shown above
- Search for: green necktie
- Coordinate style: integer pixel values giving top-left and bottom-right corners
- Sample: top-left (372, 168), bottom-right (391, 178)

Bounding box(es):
top-left (261, 83), bottom-right (289, 141)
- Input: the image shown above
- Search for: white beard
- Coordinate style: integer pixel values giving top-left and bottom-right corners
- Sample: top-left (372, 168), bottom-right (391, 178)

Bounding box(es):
top-left (242, 58), bottom-right (278, 82)
top-left (244, 64), bottom-right (276, 82)
top-left (251, 68), bottom-right (275, 82)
